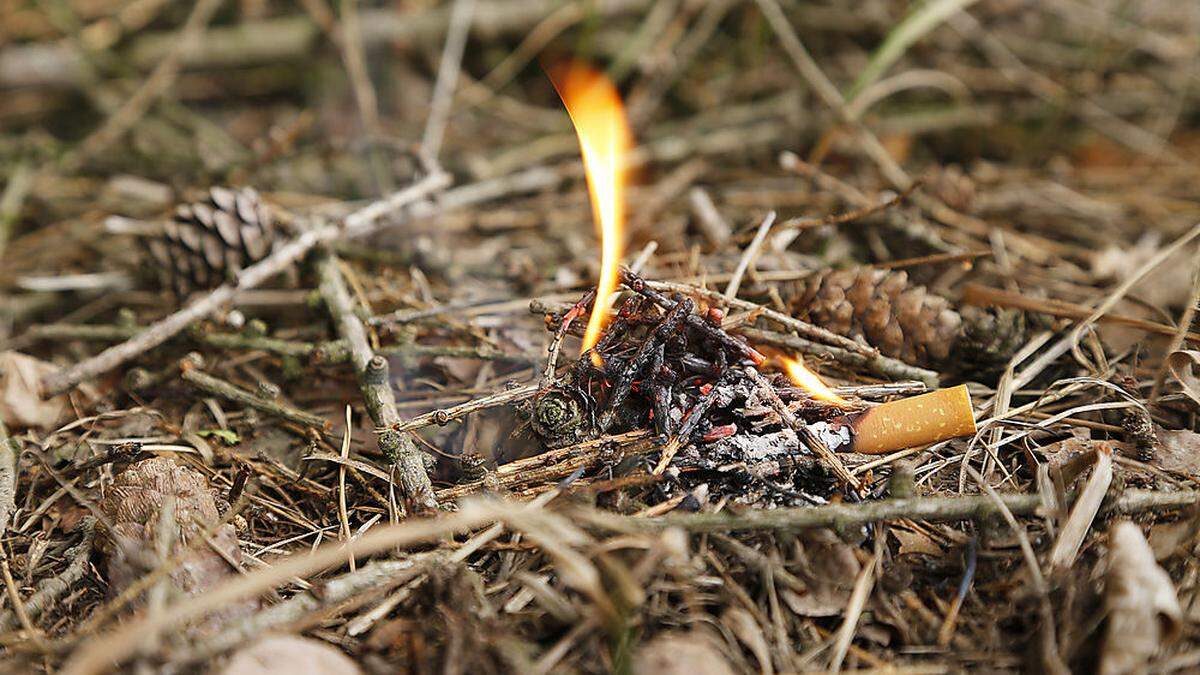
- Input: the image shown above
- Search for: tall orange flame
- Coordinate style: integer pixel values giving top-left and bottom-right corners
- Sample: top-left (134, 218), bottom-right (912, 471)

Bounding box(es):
top-left (549, 62), bottom-right (632, 364)
top-left (780, 355), bottom-right (847, 404)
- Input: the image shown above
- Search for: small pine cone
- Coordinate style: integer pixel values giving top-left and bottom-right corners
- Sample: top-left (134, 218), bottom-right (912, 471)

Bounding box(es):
top-left (789, 269), bottom-right (963, 367)
top-left (142, 186), bottom-right (279, 296)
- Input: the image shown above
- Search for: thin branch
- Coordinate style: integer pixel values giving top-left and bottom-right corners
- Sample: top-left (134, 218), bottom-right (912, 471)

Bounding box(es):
top-left (420, 0), bottom-right (477, 170)
top-left (317, 254), bottom-right (436, 511)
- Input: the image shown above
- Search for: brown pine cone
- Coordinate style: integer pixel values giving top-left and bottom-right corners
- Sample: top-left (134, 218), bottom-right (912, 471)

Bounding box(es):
top-left (98, 457), bottom-right (255, 633)
top-left (142, 186), bottom-right (280, 296)
top-left (787, 268), bottom-right (1025, 373)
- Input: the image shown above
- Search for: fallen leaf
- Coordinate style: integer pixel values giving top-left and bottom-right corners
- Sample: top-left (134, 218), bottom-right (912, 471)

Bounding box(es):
top-left (892, 527), bottom-right (943, 557)
top-left (633, 631), bottom-right (734, 675)
top-left (1153, 429), bottom-right (1200, 474)
top-left (1167, 350), bottom-right (1200, 410)
top-left (0, 351), bottom-right (69, 430)
top-left (221, 635), bottom-right (361, 675)
top-left (1100, 521), bottom-right (1183, 675)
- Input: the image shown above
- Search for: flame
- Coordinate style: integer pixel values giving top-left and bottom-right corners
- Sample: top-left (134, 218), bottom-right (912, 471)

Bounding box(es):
top-left (780, 355), bottom-right (847, 404)
top-left (549, 61), bottom-right (632, 364)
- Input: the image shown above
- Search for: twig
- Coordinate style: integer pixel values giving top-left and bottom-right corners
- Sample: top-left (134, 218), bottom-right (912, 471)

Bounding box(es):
top-left (180, 364), bottom-right (329, 431)
top-left (688, 187), bottom-right (731, 248)
top-left (0, 162), bottom-right (33, 258)
top-left (57, 0), bottom-right (224, 173)
top-left (337, 0), bottom-right (393, 192)
top-left (0, 421), bottom-right (15, 536)
top-left (1047, 443), bottom-right (1113, 573)
top-left (177, 554), bottom-right (440, 663)
top-left (435, 431), bottom-right (653, 501)
top-left (968, 467), bottom-right (1068, 675)
top-left (737, 326), bottom-right (939, 387)
top-left (754, 0), bottom-right (912, 189)
top-left (317, 254), bottom-right (436, 511)
top-left (724, 211), bottom-right (776, 300)
top-left (594, 488), bottom-right (1200, 534)
top-left (391, 383), bottom-right (540, 434)
top-left (963, 284), bottom-right (1200, 345)
top-left (27, 323), bottom-right (526, 366)
top-left (40, 172), bottom-right (450, 396)
top-left (829, 538), bottom-right (881, 671)
top-left (420, 0), bottom-right (477, 170)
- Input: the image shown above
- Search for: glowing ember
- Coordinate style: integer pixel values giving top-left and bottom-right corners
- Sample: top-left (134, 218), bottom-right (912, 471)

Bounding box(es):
top-left (780, 355), bottom-right (847, 404)
top-left (549, 61), bottom-right (632, 364)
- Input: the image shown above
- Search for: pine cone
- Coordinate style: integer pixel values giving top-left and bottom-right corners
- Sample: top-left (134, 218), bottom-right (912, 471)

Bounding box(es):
top-left (142, 186), bottom-right (279, 296)
top-left (787, 268), bottom-right (1024, 373)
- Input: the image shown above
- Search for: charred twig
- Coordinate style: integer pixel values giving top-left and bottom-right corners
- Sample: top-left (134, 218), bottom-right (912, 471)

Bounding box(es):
top-left (654, 364), bottom-right (736, 475)
top-left (180, 363), bottom-right (329, 431)
top-left (542, 290), bottom-right (595, 385)
top-left (41, 172), bottom-right (451, 396)
top-left (317, 253), bottom-right (436, 511)
top-left (598, 296), bottom-right (694, 433)
top-left (645, 278), bottom-right (876, 358)
top-left (621, 269), bottom-right (765, 365)
top-left (747, 368), bottom-right (862, 494)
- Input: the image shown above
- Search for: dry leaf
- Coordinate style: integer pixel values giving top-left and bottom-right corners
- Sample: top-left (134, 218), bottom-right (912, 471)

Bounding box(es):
top-left (1153, 429), bottom-right (1200, 474)
top-left (220, 635), bottom-right (361, 675)
top-left (1167, 350), bottom-right (1200, 410)
top-left (0, 351), bottom-right (69, 430)
top-left (1100, 522), bottom-right (1183, 675)
top-left (632, 631), bottom-right (735, 675)
top-left (1092, 234), bottom-right (1193, 310)
top-left (782, 529), bottom-right (862, 617)
top-left (891, 527), bottom-right (943, 557)
top-left (722, 606), bottom-right (773, 675)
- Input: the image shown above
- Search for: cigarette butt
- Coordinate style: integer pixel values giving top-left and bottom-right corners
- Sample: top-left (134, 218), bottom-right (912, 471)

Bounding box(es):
top-left (847, 384), bottom-right (976, 455)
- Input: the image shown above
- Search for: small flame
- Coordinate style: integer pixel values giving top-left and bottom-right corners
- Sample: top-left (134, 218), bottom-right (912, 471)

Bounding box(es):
top-left (549, 61), bottom-right (632, 364)
top-left (781, 355), bottom-right (847, 404)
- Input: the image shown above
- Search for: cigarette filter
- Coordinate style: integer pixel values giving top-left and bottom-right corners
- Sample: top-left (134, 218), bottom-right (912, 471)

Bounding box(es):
top-left (840, 384), bottom-right (976, 455)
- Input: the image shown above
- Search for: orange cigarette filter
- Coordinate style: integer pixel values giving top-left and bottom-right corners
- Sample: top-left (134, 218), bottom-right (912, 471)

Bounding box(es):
top-left (847, 384), bottom-right (976, 455)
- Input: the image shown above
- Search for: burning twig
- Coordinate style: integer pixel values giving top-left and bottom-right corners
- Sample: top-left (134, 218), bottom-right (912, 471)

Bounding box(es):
top-left (622, 269), bottom-right (766, 366)
top-left (746, 368), bottom-right (863, 493)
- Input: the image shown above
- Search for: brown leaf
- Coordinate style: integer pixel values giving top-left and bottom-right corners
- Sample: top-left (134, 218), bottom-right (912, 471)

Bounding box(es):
top-left (891, 527), bottom-right (943, 557)
top-left (0, 351), bottom-right (69, 430)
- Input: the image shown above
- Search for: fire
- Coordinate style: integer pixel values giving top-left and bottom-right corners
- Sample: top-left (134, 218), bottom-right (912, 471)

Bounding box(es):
top-left (780, 355), bottom-right (847, 404)
top-left (549, 61), bottom-right (632, 364)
